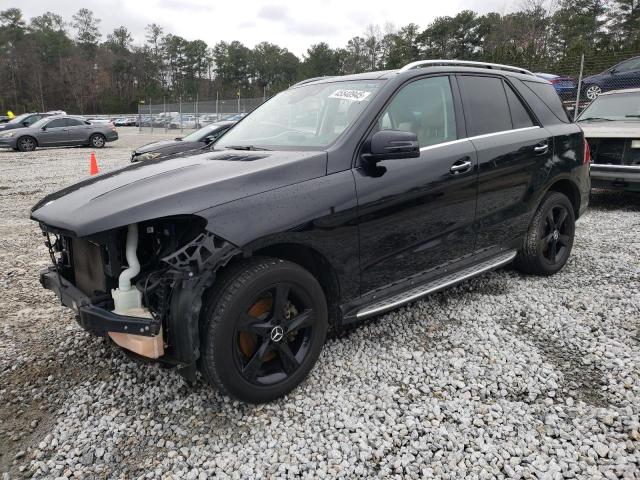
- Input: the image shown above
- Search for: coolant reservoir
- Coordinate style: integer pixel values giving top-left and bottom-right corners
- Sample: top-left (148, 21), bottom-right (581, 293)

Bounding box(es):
top-left (110, 278), bottom-right (164, 358)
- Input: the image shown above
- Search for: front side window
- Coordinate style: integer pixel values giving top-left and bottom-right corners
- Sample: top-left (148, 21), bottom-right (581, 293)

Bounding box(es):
top-left (24, 115), bottom-right (41, 126)
top-left (216, 80), bottom-right (383, 149)
top-left (378, 76), bottom-right (457, 148)
top-left (459, 75), bottom-right (512, 136)
top-left (46, 118), bottom-right (66, 128)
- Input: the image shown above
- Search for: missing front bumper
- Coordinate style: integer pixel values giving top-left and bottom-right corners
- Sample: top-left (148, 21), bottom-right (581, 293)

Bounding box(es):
top-left (40, 268), bottom-right (162, 337)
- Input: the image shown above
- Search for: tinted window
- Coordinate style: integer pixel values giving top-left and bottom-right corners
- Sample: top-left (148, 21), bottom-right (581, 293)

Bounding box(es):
top-left (505, 83), bottom-right (535, 128)
top-left (523, 81), bottom-right (570, 123)
top-left (459, 75), bottom-right (511, 136)
top-left (379, 76), bottom-right (456, 148)
top-left (615, 57), bottom-right (640, 73)
top-left (65, 118), bottom-right (84, 127)
top-left (24, 115), bottom-right (41, 126)
top-left (46, 118), bottom-right (66, 128)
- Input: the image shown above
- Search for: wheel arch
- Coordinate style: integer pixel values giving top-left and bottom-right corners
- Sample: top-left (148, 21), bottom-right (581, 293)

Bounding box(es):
top-left (17, 134), bottom-right (38, 147)
top-left (546, 178), bottom-right (581, 219)
top-left (248, 242), bottom-right (342, 326)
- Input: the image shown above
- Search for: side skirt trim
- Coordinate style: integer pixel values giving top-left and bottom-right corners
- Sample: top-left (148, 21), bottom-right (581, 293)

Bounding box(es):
top-left (356, 250), bottom-right (517, 319)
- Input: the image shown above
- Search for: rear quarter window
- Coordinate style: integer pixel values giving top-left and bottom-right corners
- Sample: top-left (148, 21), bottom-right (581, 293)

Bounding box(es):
top-left (523, 81), bottom-right (570, 123)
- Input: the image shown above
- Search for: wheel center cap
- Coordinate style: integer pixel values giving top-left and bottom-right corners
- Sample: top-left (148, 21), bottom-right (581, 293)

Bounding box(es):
top-left (270, 326), bottom-right (284, 342)
top-left (553, 230), bottom-right (559, 241)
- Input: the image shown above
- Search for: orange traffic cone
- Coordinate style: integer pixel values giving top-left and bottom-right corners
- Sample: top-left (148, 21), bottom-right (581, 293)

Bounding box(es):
top-left (89, 151), bottom-right (99, 175)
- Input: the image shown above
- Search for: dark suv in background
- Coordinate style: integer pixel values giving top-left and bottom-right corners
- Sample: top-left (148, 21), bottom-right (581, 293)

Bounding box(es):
top-left (32, 60), bottom-right (590, 403)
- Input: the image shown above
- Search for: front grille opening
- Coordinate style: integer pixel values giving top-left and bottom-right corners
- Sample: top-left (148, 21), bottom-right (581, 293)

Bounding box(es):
top-left (588, 138), bottom-right (640, 166)
top-left (71, 238), bottom-right (107, 296)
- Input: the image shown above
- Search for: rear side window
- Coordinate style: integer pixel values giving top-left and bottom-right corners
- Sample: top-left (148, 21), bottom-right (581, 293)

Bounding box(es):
top-left (504, 83), bottom-right (535, 128)
top-left (523, 81), bottom-right (570, 123)
top-left (65, 118), bottom-right (84, 127)
top-left (459, 75), bottom-right (511, 136)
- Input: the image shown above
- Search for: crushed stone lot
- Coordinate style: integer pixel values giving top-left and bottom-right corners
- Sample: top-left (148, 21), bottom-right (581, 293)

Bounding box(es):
top-left (0, 128), bottom-right (639, 479)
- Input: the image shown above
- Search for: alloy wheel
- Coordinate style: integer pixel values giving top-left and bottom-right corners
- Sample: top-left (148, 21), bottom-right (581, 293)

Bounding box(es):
top-left (233, 282), bottom-right (315, 386)
top-left (585, 85), bottom-right (602, 101)
top-left (92, 135), bottom-right (105, 147)
top-left (541, 205), bottom-right (570, 264)
top-left (19, 137), bottom-right (35, 151)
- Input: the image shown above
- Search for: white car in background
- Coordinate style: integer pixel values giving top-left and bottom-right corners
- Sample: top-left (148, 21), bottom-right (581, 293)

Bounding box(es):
top-left (577, 88), bottom-right (640, 191)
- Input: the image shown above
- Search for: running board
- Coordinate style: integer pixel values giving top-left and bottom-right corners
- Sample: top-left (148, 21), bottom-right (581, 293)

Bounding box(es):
top-left (356, 250), bottom-right (517, 319)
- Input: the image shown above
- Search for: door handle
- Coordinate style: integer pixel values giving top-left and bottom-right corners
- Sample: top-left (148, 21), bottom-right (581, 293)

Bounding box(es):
top-left (534, 141), bottom-right (549, 154)
top-left (450, 158), bottom-right (472, 175)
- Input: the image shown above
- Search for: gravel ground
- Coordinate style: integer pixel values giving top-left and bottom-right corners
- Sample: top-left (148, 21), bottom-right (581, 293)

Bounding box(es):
top-left (1, 129), bottom-right (639, 479)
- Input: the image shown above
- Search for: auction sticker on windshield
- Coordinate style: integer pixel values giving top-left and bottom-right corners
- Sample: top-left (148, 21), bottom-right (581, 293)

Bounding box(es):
top-left (329, 89), bottom-right (372, 102)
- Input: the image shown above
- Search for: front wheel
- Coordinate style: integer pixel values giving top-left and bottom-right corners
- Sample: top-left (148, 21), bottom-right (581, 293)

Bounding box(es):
top-left (89, 133), bottom-right (106, 148)
top-left (199, 257), bottom-right (328, 403)
top-left (584, 85), bottom-right (602, 101)
top-left (16, 136), bottom-right (36, 152)
top-left (515, 191), bottom-right (575, 276)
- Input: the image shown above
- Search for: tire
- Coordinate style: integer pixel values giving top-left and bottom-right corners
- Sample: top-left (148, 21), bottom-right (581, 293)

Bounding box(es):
top-left (16, 136), bottom-right (37, 152)
top-left (89, 133), bottom-right (106, 148)
top-left (584, 85), bottom-right (602, 101)
top-left (515, 191), bottom-right (575, 276)
top-left (199, 257), bottom-right (328, 403)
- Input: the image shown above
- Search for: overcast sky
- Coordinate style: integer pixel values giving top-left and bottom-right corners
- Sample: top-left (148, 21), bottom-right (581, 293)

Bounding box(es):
top-left (13, 0), bottom-right (515, 57)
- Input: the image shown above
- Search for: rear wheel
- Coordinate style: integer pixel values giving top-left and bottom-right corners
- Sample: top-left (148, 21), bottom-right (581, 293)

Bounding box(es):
top-left (515, 191), bottom-right (575, 276)
top-left (89, 133), bottom-right (106, 148)
top-left (16, 136), bottom-right (36, 152)
top-left (199, 257), bottom-right (328, 403)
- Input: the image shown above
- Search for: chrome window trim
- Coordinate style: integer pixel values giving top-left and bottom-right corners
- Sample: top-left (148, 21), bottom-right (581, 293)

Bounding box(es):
top-left (419, 126), bottom-right (541, 152)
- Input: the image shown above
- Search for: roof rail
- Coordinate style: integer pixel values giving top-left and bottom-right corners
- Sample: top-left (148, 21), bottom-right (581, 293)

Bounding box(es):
top-left (399, 60), bottom-right (533, 76)
top-left (291, 76), bottom-right (333, 87)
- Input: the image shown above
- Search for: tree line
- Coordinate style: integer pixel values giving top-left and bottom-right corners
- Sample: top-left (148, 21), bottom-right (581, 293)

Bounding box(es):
top-left (0, 1), bottom-right (638, 114)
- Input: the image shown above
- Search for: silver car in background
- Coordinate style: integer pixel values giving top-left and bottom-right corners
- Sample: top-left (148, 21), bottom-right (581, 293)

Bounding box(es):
top-left (0, 115), bottom-right (118, 152)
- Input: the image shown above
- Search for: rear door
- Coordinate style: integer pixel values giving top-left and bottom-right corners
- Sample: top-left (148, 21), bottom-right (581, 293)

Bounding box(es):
top-left (457, 74), bottom-right (553, 253)
top-left (65, 118), bottom-right (92, 144)
top-left (354, 75), bottom-right (478, 294)
top-left (38, 118), bottom-right (68, 146)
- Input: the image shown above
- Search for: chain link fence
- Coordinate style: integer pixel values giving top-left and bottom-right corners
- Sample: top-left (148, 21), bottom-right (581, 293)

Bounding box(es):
top-left (136, 97), bottom-right (265, 133)
top-left (529, 50), bottom-right (640, 120)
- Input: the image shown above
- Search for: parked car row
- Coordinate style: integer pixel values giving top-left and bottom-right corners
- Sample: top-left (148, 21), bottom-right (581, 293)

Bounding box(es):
top-left (0, 115), bottom-right (118, 151)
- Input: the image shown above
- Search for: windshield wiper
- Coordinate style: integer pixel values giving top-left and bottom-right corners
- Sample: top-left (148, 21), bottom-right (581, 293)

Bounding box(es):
top-left (624, 114), bottom-right (640, 118)
top-left (225, 145), bottom-right (270, 151)
top-left (578, 117), bottom-right (614, 122)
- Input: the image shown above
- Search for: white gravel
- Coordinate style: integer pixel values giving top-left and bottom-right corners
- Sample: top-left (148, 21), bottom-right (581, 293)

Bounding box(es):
top-left (1, 129), bottom-right (639, 479)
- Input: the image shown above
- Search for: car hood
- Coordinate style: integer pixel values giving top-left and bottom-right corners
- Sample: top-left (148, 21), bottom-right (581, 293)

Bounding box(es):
top-left (0, 123), bottom-right (26, 131)
top-left (579, 120), bottom-right (640, 138)
top-left (134, 139), bottom-right (201, 154)
top-left (31, 149), bottom-right (328, 237)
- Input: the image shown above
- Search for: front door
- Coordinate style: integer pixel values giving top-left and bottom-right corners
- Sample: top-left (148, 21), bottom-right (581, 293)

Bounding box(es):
top-left (354, 75), bottom-right (478, 294)
top-left (38, 118), bottom-right (68, 146)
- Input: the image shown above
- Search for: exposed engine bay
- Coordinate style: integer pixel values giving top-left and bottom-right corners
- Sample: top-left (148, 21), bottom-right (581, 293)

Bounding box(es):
top-left (41, 216), bottom-right (240, 377)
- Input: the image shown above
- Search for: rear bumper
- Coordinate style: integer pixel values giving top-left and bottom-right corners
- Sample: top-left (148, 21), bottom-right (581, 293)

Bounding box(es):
top-left (40, 268), bottom-right (160, 337)
top-left (590, 164), bottom-right (640, 191)
top-left (106, 132), bottom-right (119, 142)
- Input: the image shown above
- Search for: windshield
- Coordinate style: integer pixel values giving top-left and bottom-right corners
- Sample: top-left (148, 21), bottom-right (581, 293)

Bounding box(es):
top-left (578, 92), bottom-right (640, 121)
top-left (217, 80), bottom-right (383, 149)
top-left (183, 123), bottom-right (226, 142)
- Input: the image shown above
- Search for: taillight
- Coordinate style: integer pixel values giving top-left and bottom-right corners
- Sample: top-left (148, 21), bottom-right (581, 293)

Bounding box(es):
top-left (584, 139), bottom-right (591, 164)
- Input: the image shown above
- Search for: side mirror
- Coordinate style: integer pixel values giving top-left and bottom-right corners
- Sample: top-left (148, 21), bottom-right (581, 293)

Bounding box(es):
top-left (41, 126), bottom-right (47, 131)
top-left (22, 121), bottom-right (29, 126)
top-left (174, 137), bottom-right (182, 141)
top-left (363, 129), bottom-right (420, 162)
top-left (610, 68), bottom-right (617, 75)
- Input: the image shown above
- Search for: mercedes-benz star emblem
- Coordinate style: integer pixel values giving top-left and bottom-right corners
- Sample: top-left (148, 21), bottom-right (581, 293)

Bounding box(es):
top-left (270, 326), bottom-right (284, 342)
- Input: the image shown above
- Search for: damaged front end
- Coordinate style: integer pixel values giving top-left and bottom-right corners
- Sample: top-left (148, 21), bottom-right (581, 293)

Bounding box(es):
top-left (39, 216), bottom-right (240, 377)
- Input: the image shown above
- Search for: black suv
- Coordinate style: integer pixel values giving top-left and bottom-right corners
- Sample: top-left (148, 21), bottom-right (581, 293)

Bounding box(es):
top-left (32, 60), bottom-right (590, 403)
